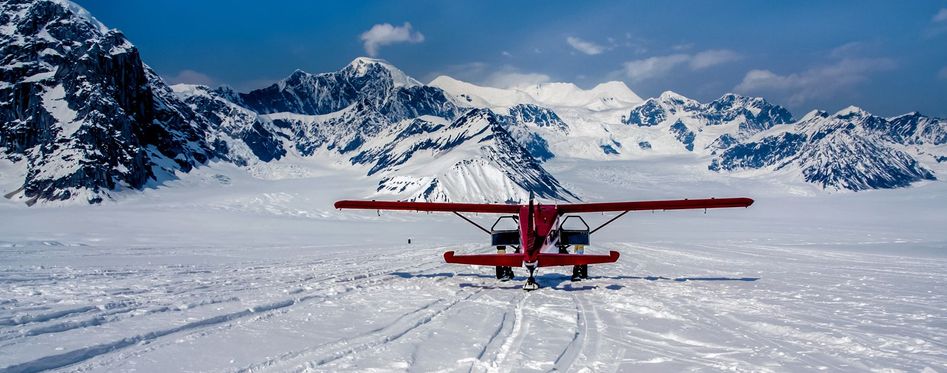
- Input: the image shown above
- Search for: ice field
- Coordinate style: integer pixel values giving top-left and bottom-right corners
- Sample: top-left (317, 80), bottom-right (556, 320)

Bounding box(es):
top-left (1, 159), bottom-right (945, 372)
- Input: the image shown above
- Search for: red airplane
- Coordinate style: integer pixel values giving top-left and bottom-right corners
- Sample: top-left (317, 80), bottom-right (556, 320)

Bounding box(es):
top-left (335, 193), bottom-right (753, 290)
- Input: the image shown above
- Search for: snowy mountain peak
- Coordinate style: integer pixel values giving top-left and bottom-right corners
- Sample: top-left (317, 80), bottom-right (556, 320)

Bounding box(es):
top-left (655, 91), bottom-right (704, 111)
top-left (47, 0), bottom-right (109, 33)
top-left (834, 105), bottom-right (868, 118)
top-left (800, 110), bottom-right (829, 122)
top-left (658, 90), bottom-right (691, 102)
top-left (588, 81), bottom-right (643, 104)
top-left (430, 76), bottom-right (642, 111)
top-left (344, 57), bottom-right (420, 88)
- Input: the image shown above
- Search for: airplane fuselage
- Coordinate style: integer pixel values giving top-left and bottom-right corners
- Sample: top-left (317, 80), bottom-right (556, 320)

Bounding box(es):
top-left (518, 204), bottom-right (561, 265)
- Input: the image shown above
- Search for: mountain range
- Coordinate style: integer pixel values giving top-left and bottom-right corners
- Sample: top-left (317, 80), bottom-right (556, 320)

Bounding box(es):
top-left (1, 0), bottom-right (945, 205)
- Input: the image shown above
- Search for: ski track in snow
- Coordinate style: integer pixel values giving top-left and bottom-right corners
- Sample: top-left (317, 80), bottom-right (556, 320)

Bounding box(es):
top-left (0, 240), bottom-right (945, 372)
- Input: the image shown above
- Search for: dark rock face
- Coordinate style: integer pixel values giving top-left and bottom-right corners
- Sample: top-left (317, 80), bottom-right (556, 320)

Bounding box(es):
top-left (710, 132), bottom-right (807, 171)
top-left (669, 120), bottom-right (695, 152)
top-left (705, 93), bottom-right (793, 134)
top-left (876, 112), bottom-right (946, 146)
top-left (379, 85), bottom-right (458, 122)
top-left (0, 0), bottom-right (211, 204)
top-left (173, 85), bottom-right (285, 165)
top-left (507, 104), bottom-right (568, 133)
top-left (237, 59), bottom-right (458, 122)
top-left (624, 99), bottom-right (665, 127)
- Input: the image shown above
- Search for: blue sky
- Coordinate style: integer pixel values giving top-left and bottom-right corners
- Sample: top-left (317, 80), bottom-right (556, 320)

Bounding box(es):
top-left (76, 1), bottom-right (947, 117)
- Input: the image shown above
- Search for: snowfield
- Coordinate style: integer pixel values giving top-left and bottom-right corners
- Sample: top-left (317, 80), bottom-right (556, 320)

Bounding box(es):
top-left (1, 159), bottom-right (945, 372)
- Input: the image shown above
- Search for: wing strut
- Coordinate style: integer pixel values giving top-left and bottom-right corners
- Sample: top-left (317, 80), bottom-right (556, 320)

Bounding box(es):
top-left (453, 212), bottom-right (490, 234)
top-left (589, 210), bottom-right (630, 234)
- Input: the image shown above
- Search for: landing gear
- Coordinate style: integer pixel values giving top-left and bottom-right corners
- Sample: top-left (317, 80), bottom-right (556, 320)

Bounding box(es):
top-left (495, 245), bottom-right (515, 281)
top-left (571, 265), bottom-right (588, 282)
top-left (496, 266), bottom-right (514, 281)
top-left (523, 264), bottom-right (539, 291)
top-left (568, 244), bottom-right (589, 282)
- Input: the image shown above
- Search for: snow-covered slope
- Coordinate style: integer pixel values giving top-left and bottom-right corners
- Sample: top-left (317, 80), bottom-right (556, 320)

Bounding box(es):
top-left (429, 75), bottom-right (642, 111)
top-left (361, 109), bottom-right (577, 202)
top-left (0, 159), bottom-right (945, 372)
top-left (711, 107), bottom-right (943, 191)
top-left (621, 91), bottom-right (795, 154)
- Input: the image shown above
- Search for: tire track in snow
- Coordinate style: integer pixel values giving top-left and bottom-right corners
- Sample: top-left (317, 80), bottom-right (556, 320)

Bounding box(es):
top-left (2, 254), bottom-right (447, 373)
top-left (550, 293), bottom-right (589, 372)
top-left (477, 291), bottom-right (531, 373)
top-left (467, 290), bottom-right (527, 373)
top-left (235, 284), bottom-right (486, 372)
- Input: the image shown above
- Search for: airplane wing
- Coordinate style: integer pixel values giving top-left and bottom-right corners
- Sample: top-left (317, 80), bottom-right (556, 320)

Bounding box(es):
top-left (556, 197), bottom-right (753, 214)
top-left (334, 200), bottom-right (522, 214)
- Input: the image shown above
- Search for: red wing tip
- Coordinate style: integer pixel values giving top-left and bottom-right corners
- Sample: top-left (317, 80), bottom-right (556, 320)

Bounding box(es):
top-left (610, 251), bottom-right (620, 261)
top-left (443, 251), bottom-right (455, 260)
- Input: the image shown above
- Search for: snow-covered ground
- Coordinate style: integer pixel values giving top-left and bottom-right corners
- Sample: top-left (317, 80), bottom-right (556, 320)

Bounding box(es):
top-left (1, 158), bottom-right (945, 372)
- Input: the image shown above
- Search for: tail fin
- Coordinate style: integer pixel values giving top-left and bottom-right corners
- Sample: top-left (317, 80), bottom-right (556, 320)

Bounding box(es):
top-left (527, 190), bottom-right (535, 231)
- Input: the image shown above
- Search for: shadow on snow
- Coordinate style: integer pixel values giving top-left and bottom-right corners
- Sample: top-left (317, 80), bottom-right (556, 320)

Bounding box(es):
top-left (391, 271), bottom-right (758, 292)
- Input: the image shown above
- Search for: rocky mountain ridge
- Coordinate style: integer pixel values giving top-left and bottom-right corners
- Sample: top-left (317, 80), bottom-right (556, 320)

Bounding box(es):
top-left (1, 0), bottom-right (944, 205)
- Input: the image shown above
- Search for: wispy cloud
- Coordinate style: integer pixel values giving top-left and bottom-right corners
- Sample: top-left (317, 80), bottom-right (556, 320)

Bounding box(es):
top-left (360, 22), bottom-right (424, 56)
top-left (933, 8), bottom-right (947, 22)
top-left (689, 50), bottom-right (741, 69)
top-left (938, 66), bottom-right (947, 80)
top-left (566, 36), bottom-right (605, 55)
top-left (735, 57), bottom-right (896, 105)
top-left (622, 54), bottom-right (690, 81)
top-left (620, 49), bottom-right (740, 82)
top-left (164, 69), bottom-right (215, 86)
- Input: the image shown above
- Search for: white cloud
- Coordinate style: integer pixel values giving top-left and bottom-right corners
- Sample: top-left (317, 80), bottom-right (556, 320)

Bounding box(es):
top-left (566, 36), bottom-right (605, 55)
top-left (690, 49), bottom-right (741, 69)
top-left (933, 8), bottom-right (947, 22)
top-left (830, 41), bottom-right (868, 58)
top-left (165, 69), bottom-right (215, 86)
top-left (360, 22), bottom-right (424, 56)
top-left (501, 51), bottom-right (512, 57)
top-left (620, 49), bottom-right (739, 82)
top-left (735, 57), bottom-right (896, 105)
top-left (622, 54), bottom-right (690, 82)
top-left (938, 66), bottom-right (947, 80)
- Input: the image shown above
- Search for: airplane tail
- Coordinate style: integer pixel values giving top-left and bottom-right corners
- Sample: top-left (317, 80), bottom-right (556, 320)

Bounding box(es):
top-left (443, 251), bottom-right (524, 267)
top-left (537, 251), bottom-right (620, 267)
top-left (443, 251), bottom-right (620, 267)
